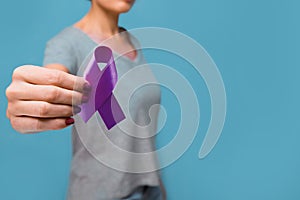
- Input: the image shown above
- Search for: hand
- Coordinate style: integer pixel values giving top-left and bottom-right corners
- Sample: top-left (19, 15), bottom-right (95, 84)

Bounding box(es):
top-left (5, 65), bottom-right (90, 133)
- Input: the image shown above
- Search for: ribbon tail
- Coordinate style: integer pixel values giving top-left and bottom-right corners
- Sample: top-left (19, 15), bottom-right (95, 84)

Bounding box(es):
top-left (98, 94), bottom-right (125, 130)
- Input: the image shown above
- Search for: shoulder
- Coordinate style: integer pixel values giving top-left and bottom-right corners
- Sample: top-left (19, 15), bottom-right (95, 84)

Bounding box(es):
top-left (46, 26), bottom-right (80, 47)
top-left (43, 26), bottom-right (83, 74)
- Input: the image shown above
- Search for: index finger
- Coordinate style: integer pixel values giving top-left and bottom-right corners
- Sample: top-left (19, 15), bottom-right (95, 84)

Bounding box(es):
top-left (14, 65), bottom-right (90, 92)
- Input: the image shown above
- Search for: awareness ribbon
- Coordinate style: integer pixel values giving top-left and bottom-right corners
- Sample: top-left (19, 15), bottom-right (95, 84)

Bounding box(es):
top-left (78, 46), bottom-right (125, 130)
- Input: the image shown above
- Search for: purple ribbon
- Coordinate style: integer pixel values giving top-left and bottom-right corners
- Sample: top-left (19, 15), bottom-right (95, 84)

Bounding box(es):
top-left (78, 46), bottom-right (125, 130)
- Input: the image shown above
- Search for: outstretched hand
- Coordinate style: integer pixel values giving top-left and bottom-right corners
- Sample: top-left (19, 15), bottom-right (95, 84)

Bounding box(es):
top-left (6, 65), bottom-right (90, 133)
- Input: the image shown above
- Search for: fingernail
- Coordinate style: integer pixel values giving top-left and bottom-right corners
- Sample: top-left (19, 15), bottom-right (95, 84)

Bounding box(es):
top-left (82, 95), bottom-right (89, 103)
top-left (73, 106), bottom-right (81, 114)
top-left (65, 118), bottom-right (75, 126)
top-left (83, 82), bottom-right (92, 91)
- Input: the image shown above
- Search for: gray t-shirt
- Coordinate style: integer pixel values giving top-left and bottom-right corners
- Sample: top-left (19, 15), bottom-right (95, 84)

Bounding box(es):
top-left (43, 26), bottom-right (161, 200)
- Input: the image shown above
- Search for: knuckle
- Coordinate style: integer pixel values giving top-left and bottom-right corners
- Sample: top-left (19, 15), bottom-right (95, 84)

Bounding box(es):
top-left (5, 84), bottom-right (18, 100)
top-left (45, 87), bottom-right (60, 102)
top-left (12, 65), bottom-right (28, 80)
top-left (12, 68), bottom-right (22, 81)
top-left (5, 86), bottom-right (12, 99)
top-left (47, 70), bottom-right (61, 85)
top-left (10, 117), bottom-right (23, 133)
top-left (34, 118), bottom-right (42, 132)
top-left (10, 117), bottom-right (17, 129)
top-left (6, 102), bottom-right (15, 115)
top-left (39, 103), bottom-right (49, 117)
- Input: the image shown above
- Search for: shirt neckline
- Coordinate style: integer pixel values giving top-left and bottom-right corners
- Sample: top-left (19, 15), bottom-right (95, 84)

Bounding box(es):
top-left (70, 26), bottom-right (141, 64)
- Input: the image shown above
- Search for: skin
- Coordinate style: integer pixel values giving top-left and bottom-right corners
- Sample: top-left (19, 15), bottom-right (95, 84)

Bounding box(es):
top-left (5, 0), bottom-right (167, 198)
top-left (5, 0), bottom-right (135, 134)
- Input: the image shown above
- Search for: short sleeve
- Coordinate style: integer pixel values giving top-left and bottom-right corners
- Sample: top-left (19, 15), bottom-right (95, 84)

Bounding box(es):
top-left (43, 37), bottom-right (78, 75)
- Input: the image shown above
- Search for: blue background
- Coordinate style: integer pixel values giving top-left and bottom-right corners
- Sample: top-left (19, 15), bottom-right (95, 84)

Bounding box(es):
top-left (1, 0), bottom-right (300, 199)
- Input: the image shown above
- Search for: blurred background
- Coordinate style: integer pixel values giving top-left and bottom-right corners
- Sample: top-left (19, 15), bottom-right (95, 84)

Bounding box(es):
top-left (0, 0), bottom-right (299, 199)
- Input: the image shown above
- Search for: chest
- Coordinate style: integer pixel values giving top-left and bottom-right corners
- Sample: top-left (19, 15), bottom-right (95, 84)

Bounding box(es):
top-left (114, 58), bottom-right (161, 121)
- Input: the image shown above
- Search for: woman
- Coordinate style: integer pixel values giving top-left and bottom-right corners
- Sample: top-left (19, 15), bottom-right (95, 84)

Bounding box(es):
top-left (6, 0), bottom-right (165, 199)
